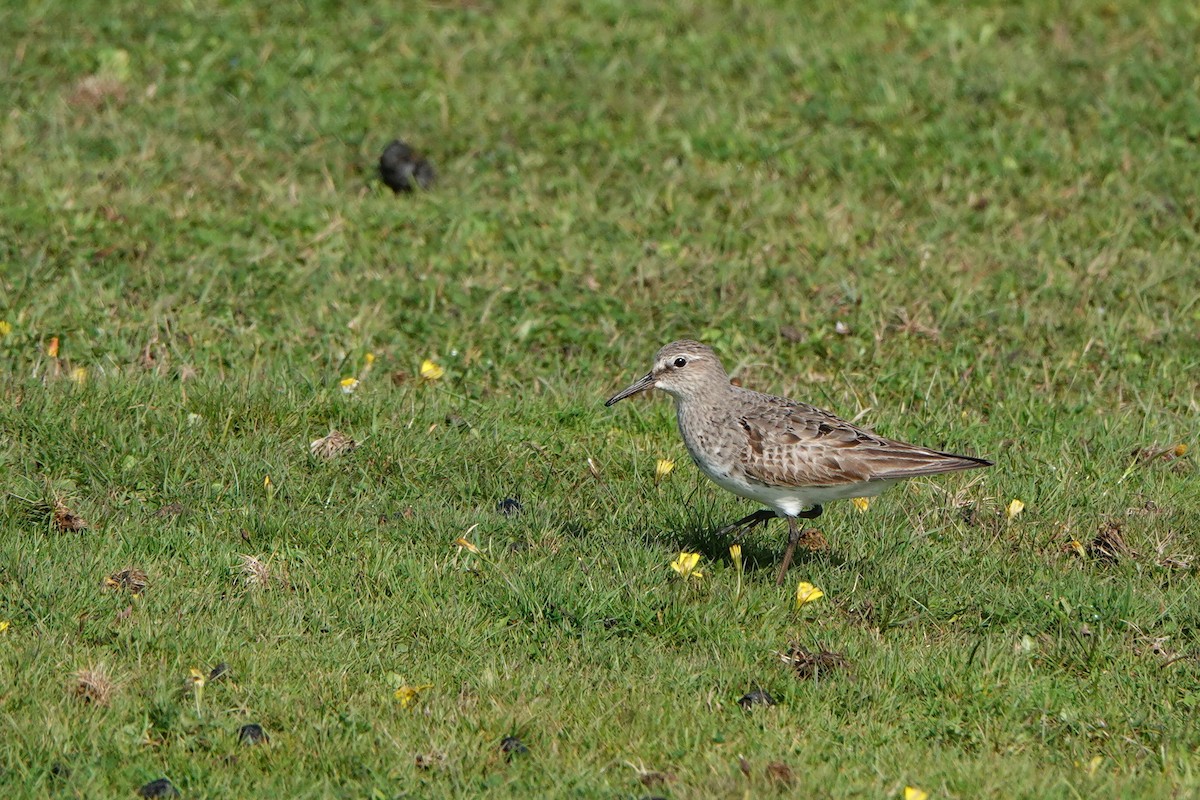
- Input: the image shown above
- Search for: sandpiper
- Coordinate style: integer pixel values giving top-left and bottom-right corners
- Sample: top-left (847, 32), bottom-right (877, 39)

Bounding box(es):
top-left (606, 340), bottom-right (992, 585)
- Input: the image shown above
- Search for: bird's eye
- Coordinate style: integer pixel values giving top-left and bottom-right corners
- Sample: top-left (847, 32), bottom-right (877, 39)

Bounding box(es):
top-left (673, 357), bottom-right (687, 368)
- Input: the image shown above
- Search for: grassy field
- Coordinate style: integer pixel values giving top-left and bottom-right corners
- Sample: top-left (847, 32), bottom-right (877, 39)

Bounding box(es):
top-left (2, 1), bottom-right (1199, 797)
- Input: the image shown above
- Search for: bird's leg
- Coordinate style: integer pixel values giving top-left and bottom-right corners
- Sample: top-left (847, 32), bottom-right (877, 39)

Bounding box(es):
top-left (774, 506), bottom-right (822, 585)
top-left (775, 518), bottom-right (803, 586)
top-left (798, 504), bottom-right (823, 520)
top-left (715, 508), bottom-right (776, 539)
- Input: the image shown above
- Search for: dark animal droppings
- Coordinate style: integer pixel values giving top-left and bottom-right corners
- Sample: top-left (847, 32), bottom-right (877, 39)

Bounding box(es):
top-left (138, 778), bottom-right (180, 798)
top-left (497, 498), bottom-right (522, 516)
top-left (500, 736), bottom-right (529, 760)
top-left (238, 723), bottom-right (268, 745)
top-left (737, 688), bottom-right (777, 709)
top-left (379, 140), bottom-right (435, 193)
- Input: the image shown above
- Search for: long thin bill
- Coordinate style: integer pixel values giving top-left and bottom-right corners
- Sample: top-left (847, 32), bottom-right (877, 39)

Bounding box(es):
top-left (604, 372), bottom-right (655, 406)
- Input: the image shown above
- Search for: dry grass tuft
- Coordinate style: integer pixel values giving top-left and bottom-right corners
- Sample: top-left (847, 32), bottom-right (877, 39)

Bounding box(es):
top-left (1089, 520), bottom-right (1135, 563)
top-left (52, 500), bottom-right (88, 532)
top-left (71, 664), bottom-right (116, 705)
top-left (765, 761), bottom-right (796, 786)
top-left (414, 750), bottom-right (447, 770)
top-left (780, 644), bottom-right (851, 681)
top-left (237, 554), bottom-right (275, 589)
top-left (68, 75), bottom-right (127, 109)
top-left (797, 527), bottom-right (827, 552)
top-left (309, 430), bottom-right (359, 460)
top-left (104, 567), bottom-right (148, 595)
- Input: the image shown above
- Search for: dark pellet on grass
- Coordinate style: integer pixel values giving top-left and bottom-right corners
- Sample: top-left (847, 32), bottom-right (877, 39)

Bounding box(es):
top-left (138, 778), bottom-right (179, 798)
top-left (379, 140), bottom-right (435, 193)
top-left (238, 723), bottom-right (268, 745)
top-left (497, 498), bottom-right (522, 516)
top-left (208, 663), bottom-right (229, 682)
top-left (500, 736), bottom-right (529, 760)
top-left (737, 689), bottom-right (776, 709)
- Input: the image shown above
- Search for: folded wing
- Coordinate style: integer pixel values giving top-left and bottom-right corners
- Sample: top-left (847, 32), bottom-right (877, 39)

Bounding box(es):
top-left (735, 395), bottom-right (991, 488)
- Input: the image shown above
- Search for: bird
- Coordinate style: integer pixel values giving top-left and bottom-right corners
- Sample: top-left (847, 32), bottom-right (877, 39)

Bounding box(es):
top-left (605, 340), bottom-right (992, 585)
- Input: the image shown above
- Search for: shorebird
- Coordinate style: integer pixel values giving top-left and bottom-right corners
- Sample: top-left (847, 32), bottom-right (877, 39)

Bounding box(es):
top-left (605, 340), bottom-right (992, 585)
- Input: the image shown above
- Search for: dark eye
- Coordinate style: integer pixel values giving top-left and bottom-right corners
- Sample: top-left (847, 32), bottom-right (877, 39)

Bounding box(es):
top-left (673, 357), bottom-right (687, 368)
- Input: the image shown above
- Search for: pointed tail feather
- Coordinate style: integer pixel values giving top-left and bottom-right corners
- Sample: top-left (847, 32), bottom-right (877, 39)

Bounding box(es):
top-left (869, 449), bottom-right (993, 481)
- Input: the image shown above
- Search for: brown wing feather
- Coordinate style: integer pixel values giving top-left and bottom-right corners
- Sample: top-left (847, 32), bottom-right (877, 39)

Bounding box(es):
top-left (734, 391), bottom-right (990, 488)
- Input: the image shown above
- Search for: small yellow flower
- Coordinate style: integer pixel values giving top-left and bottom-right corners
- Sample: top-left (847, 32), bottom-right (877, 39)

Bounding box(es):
top-left (454, 537), bottom-right (481, 555)
top-left (1068, 540), bottom-right (1086, 558)
top-left (263, 475), bottom-right (272, 488)
top-left (1174, 443), bottom-right (1188, 457)
top-left (852, 497), bottom-right (870, 512)
top-left (188, 667), bottom-right (206, 716)
top-left (670, 551), bottom-right (704, 579)
top-left (394, 683), bottom-right (433, 708)
top-left (340, 377), bottom-right (360, 394)
top-left (47, 336), bottom-right (60, 358)
top-left (0, 620), bottom-right (10, 634)
top-left (364, 352), bottom-right (376, 366)
top-left (730, 544), bottom-right (744, 597)
top-left (420, 359), bottom-right (444, 381)
top-left (0, 321), bottom-right (12, 336)
top-left (655, 459), bottom-right (675, 484)
top-left (1006, 498), bottom-right (1025, 519)
top-left (904, 787), bottom-right (929, 800)
top-left (70, 366), bottom-right (87, 385)
top-left (795, 581), bottom-right (825, 609)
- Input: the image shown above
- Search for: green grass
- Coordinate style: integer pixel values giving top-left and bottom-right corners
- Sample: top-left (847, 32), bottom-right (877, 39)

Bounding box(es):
top-left (2, 0), bottom-right (1199, 797)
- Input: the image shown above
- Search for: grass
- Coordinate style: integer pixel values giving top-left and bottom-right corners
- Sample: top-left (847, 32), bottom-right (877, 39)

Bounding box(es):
top-left (1, 0), bottom-right (1199, 797)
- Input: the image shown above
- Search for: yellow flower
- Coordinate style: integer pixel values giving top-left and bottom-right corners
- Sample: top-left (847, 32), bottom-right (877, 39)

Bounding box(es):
top-left (904, 787), bottom-right (929, 800)
top-left (364, 352), bottom-right (376, 366)
top-left (795, 581), bottom-right (825, 609)
top-left (454, 537), bottom-right (481, 555)
top-left (47, 336), bottom-right (59, 358)
top-left (394, 683), bottom-right (433, 708)
top-left (188, 667), bottom-right (206, 716)
top-left (655, 458), bottom-right (675, 484)
top-left (0, 620), bottom-right (10, 634)
top-left (852, 497), bottom-right (870, 512)
top-left (670, 551), bottom-right (704, 579)
top-left (1174, 443), bottom-right (1188, 457)
top-left (1068, 540), bottom-right (1086, 558)
top-left (263, 475), bottom-right (272, 488)
top-left (729, 544), bottom-right (742, 573)
top-left (70, 366), bottom-right (87, 385)
top-left (1006, 498), bottom-right (1025, 519)
top-left (0, 321), bottom-right (11, 336)
top-left (340, 377), bottom-right (360, 394)
top-left (420, 359), bottom-right (444, 381)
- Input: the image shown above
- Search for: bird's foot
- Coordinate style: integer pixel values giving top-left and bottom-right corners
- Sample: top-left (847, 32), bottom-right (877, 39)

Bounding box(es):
top-left (716, 508), bottom-right (776, 541)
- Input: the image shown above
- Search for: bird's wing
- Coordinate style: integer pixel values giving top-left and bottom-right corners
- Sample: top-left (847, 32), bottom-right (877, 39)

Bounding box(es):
top-left (734, 394), bottom-right (990, 489)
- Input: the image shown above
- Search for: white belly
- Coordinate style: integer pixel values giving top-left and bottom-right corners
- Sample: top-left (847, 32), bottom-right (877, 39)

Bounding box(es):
top-left (692, 455), bottom-right (895, 517)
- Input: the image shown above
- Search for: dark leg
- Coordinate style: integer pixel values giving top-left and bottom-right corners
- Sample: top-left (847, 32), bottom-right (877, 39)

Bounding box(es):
top-left (774, 505), bottom-right (823, 586)
top-left (715, 508), bottom-right (776, 539)
top-left (775, 518), bottom-right (802, 586)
